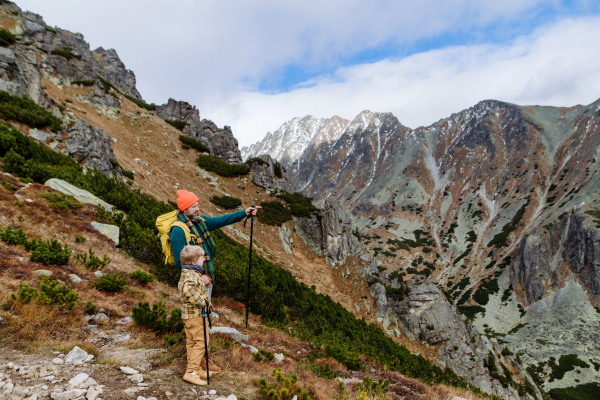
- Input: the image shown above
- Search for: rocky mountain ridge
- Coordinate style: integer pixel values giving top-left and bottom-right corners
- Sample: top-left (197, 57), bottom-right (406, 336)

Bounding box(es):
top-left (244, 99), bottom-right (600, 397)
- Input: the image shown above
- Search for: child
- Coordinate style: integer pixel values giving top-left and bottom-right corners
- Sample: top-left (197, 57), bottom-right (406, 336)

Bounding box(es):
top-left (178, 245), bottom-right (222, 385)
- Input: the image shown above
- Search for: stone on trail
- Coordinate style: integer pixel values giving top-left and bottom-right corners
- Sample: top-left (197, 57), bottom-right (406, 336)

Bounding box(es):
top-left (86, 386), bottom-right (100, 400)
top-left (90, 221), bottom-right (120, 245)
top-left (120, 367), bottom-right (139, 375)
top-left (68, 373), bottom-right (89, 388)
top-left (124, 387), bottom-right (142, 394)
top-left (84, 355), bottom-right (94, 363)
top-left (51, 389), bottom-right (87, 400)
top-left (115, 317), bottom-right (133, 325)
top-left (45, 179), bottom-right (115, 212)
top-left (227, 395), bottom-right (238, 400)
top-left (128, 374), bottom-right (144, 384)
top-left (94, 271), bottom-right (103, 278)
top-left (208, 390), bottom-right (217, 395)
top-left (68, 274), bottom-right (82, 284)
top-left (33, 270), bottom-right (52, 277)
top-left (274, 353), bottom-right (285, 363)
top-left (52, 358), bottom-right (63, 365)
top-left (64, 346), bottom-right (89, 364)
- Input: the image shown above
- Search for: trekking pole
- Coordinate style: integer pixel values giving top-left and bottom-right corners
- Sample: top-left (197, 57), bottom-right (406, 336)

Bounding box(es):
top-left (202, 303), bottom-right (210, 385)
top-left (244, 206), bottom-right (255, 328)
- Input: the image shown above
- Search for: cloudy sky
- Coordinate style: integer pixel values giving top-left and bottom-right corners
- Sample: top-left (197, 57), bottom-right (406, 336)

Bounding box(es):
top-left (16, 0), bottom-right (600, 148)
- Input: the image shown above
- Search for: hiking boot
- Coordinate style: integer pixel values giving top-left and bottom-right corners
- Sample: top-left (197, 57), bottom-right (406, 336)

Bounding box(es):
top-left (183, 371), bottom-right (207, 386)
top-left (200, 359), bottom-right (222, 374)
top-left (197, 367), bottom-right (217, 378)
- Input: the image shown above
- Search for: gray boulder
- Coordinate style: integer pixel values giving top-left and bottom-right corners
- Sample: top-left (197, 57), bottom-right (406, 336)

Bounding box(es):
top-left (294, 200), bottom-right (361, 264)
top-left (45, 178), bottom-right (114, 211)
top-left (64, 119), bottom-right (122, 178)
top-left (64, 346), bottom-right (88, 364)
top-left (156, 98), bottom-right (243, 164)
top-left (90, 222), bottom-right (119, 245)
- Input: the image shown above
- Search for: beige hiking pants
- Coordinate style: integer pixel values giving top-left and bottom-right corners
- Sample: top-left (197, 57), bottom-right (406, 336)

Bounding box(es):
top-left (183, 317), bottom-right (210, 373)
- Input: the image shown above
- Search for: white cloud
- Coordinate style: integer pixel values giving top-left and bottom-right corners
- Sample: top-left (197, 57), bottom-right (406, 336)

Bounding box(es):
top-left (205, 16), bottom-right (600, 147)
top-left (14, 1), bottom-right (599, 148)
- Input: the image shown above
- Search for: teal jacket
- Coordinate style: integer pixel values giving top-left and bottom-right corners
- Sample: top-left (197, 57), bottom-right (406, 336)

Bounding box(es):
top-left (171, 210), bottom-right (246, 271)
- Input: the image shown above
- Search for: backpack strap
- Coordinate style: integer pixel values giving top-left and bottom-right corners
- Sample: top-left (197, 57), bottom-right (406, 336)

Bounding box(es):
top-left (169, 221), bottom-right (194, 244)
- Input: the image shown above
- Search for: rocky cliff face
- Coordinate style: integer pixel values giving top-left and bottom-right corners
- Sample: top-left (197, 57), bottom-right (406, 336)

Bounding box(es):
top-left (387, 281), bottom-right (532, 400)
top-left (247, 154), bottom-right (288, 192)
top-left (293, 200), bottom-right (362, 264)
top-left (156, 98), bottom-right (243, 164)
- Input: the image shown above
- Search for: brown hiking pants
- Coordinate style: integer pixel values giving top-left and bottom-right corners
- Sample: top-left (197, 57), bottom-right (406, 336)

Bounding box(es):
top-left (183, 317), bottom-right (210, 373)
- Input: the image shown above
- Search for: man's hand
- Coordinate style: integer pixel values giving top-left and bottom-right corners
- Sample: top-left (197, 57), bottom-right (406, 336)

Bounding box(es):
top-left (245, 205), bottom-right (262, 216)
top-left (202, 275), bottom-right (212, 286)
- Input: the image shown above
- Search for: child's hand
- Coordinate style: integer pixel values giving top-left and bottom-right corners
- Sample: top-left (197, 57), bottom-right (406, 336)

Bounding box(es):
top-left (202, 275), bottom-right (212, 286)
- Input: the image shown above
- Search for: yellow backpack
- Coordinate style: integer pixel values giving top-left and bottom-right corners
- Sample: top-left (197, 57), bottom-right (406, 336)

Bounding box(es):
top-left (156, 210), bottom-right (195, 265)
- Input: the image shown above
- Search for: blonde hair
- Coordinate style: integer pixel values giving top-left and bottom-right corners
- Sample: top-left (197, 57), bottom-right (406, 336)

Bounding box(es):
top-left (180, 245), bottom-right (205, 265)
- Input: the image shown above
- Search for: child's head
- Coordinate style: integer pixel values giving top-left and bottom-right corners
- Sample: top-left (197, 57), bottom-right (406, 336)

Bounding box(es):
top-left (180, 245), bottom-right (205, 266)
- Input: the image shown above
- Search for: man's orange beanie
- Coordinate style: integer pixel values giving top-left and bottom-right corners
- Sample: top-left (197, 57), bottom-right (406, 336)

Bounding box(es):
top-left (177, 190), bottom-right (199, 211)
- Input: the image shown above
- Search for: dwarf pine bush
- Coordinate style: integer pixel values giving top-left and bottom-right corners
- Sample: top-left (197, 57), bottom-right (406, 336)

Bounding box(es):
top-left (257, 201), bottom-right (292, 226)
top-left (37, 192), bottom-right (82, 212)
top-left (131, 301), bottom-right (183, 334)
top-left (0, 225), bottom-right (29, 246)
top-left (12, 277), bottom-right (79, 311)
top-left (129, 270), bottom-right (155, 284)
top-left (0, 91), bottom-right (62, 131)
top-left (29, 239), bottom-right (71, 265)
top-left (75, 248), bottom-right (110, 271)
top-left (197, 155), bottom-right (249, 177)
top-left (210, 195), bottom-right (242, 210)
top-left (94, 272), bottom-right (127, 292)
top-left (0, 29), bottom-right (16, 47)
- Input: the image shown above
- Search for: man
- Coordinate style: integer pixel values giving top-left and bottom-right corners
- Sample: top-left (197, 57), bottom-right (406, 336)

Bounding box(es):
top-left (170, 189), bottom-right (260, 301)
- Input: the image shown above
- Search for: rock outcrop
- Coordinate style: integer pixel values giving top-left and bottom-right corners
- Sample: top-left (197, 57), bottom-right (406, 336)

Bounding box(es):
top-left (390, 281), bottom-right (524, 400)
top-left (512, 211), bottom-right (600, 305)
top-left (64, 119), bottom-right (122, 178)
top-left (0, 3), bottom-right (144, 108)
top-left (294, 200), bottom-right (361, 264)
top-left (247, 154), bottom-right (288, 191)
top-left (156, 98), bottom-right (243, 164)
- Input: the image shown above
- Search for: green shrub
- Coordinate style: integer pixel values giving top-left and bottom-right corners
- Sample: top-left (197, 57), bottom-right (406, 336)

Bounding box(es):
top-left (0, 225), bottom-right (29, 246)
top-left (12, 277), bottom-right (79, 311)
top-left (71, 79), bottom-right (95, 86)
top-left (122, 169), bottom-right (134, 180)
top-left (472, 288), bottom-right (490, 305)
top-left (356, 376), bottom-right (390, 400)
top-left (37, 192), bottom-right (82, 212)
top-left (84, 301), bottom-right (97, 314)
top-left (0, 90), bottom-right (62, 131)
top-left (37, 276), bottom-right (79, 310)
top-left (75, 235), bottom-right (86, 243)
top-left (97, 75), bottom-right (155, 110)
top-left (197, 154), bottom-right (249, 177)
top-left (308, 363), bottom-right (340, 379)
top-left (274, 161), bottom-right (283, 178)
top-left (210, 195), bottom-right (242, 209)
top-left (131, 301), bottom-right (183, 334)
top-left (276, 191), bottom-right (318, 216)
top-left (30, 239), bottom-right (71, 265)
top-left (549, 354), bottom-right (590, 381)
top-left (75, 248), bottom-right (110, 271)
top-left (94, 272), bottom-right (127, 292)
top-left (501, 347), bottom-right (513, 356)
top-left (488, 198), bottom-right (530, 248)
top-left (11, 283), bottom-right (37, 304)
top-left (164, 331), bottom-right (186, 346)
top-left (129, 270), bottom-right (155, 284)
top-left (253, 349), bottom-right (275, 362)
top-left (257, 201), bottom-right (292, 226)
top-left (457, 305), bottom-right (485, 319)
top-left (245, 157), bottom-right (269, 167)
top-left (0, 179), bottom-right (15, 193)
top-left (548, 382), bottom-right (599, 400)
top-left (166, 119), bottom-right (187, 131)
top-left (0, 29), bottom-right (16, 47)
top-left (50, 48), bottom-right (82, 60)
top-left (179, 135), bottom-right (210, 153)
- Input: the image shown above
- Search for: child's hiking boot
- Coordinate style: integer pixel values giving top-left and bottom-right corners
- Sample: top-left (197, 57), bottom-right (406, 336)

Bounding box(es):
top-left (183, 371), bottom-right (207, 386)
top-left (200, 359), bottom-right (222, 374)
top-left (197, 367), bottom-right (217, 378)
